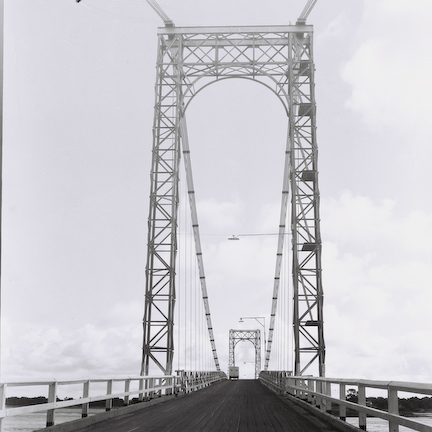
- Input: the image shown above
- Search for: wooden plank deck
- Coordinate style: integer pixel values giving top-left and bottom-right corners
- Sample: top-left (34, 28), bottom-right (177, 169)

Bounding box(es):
top-left (72, 380), bottom-right (342, 432)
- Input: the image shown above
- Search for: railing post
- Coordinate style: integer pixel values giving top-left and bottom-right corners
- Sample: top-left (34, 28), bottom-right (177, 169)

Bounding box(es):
top-left (358, 383), bottom-right (367, 431)
top-left (174, 374), bottom-right (179, 395)
top-left (82, 380), bottom-right (90, 418)
top-left (0, 383), bottom-right (6, 432)
top-left (339, 382), bottom-right (346, 421)
top-left (308, 379), bottom-right (315, 405)
top-left (388, 385), bottom-right (399, 432)
top-left (300, 378), bottom-right (307, 400)
top-left (326, 381), bottom-right (332, 414)
top-left (295, 377), bottom-right (301, 398)
top-left (178, 371), bottom-right (185, 394)
top-left (316, 380), bottom-right (322, 410)
top-left (186, 373), bottom-right (190, 393)
top-left (124, 379), bottom-right (131, 405)
top-left (286, 376), bottom-right (293, 395)
top-left (172, 375), bottom-right (176, 394)
top-left (284, 372), bottom-right (289, 394)
top-left (165, 376), bottom-right (173, 395)
top-left (148, 377), bottom-right (154, 398)
top-left (46, 381), bottom-right (57, 427)
top-left (320, 381), bottom-right (327, 412)
top-left (105, 380), bottom-right (113, 412)
top-left (139, 377), bottom-right (144, 401)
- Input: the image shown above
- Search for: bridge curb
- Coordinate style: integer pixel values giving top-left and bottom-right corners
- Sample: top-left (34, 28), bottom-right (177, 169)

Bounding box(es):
top-left (260, 380), bottom-right (361, 432)
top-left (40, 394), bottom-right (180, 432)
top-left (279, 393), bottom-right (361, 432)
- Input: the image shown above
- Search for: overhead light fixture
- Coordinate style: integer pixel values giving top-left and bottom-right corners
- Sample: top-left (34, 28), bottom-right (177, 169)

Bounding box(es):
top-left (228, 233), bottom-right (291, 240)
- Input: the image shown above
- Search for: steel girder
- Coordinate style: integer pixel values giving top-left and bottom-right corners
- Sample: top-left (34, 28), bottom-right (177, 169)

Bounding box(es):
top-left (229, 329), bottom-right (261, 380)
top-left (141, 24), bottom-right (324, 377)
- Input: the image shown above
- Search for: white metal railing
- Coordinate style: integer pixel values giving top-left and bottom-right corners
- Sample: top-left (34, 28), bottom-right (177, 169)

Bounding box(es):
top-left (0, 372), bottom-right (226, 430)
top-left (260, 372), bottom-right (432, 432)
top-left (175, 370), bottom-right (227, 393)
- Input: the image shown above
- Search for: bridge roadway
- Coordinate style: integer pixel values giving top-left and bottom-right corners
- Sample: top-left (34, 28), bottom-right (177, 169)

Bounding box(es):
top-left (73, 380), bottom-right (346, 432)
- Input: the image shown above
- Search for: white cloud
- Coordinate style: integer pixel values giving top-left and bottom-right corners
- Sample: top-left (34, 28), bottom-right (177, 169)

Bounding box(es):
top-left (317, 13), bottom-right (350, 43)
top-left (322, 191), bottom-right (432, 260)
top-left (195, 198), bottom-right (244, 232)
top-left (2, 301), bottom-right (143, 385)
top-left (322, 192), bottom-right (432, 381)
top-left (323, 192), bottom-right (395, 240)
top-left (341, 0), bottom-right (432, 136)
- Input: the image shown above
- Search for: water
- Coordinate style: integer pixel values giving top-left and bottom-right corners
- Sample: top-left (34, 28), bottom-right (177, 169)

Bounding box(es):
top-left (3, 408), bottom-right (105, 432)
top-left (346, 414), bottom-right (432, 431)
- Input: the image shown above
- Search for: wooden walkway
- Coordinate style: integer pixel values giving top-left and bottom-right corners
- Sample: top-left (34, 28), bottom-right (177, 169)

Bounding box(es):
top-left (73, 380), bottom-right (343, 432)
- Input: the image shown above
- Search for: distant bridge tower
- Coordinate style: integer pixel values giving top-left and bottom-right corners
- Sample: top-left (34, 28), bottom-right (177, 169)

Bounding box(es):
top-left (141, 23), bottom-right (325, 377)
top-left (229, 330), bottom-right (261, 379)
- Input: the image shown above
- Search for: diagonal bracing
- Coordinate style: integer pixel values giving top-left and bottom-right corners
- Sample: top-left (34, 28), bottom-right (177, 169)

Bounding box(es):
top-left (142, 24), bottom-right (325, 377)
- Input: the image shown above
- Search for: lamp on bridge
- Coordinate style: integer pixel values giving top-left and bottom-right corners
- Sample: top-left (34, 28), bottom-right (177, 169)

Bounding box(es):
top-left (239, 316), bottom-right (267, 354)
top-left (228, 233), bottom-right (291, 240)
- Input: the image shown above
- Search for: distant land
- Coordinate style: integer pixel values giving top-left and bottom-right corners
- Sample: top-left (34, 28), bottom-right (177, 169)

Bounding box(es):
top-left (343, 392), bottom-right (432, 417)
top-left (7, 395), bottom-right (432, 417)
top-left (6, 396), bottom-right (132, 408)
top-left (369, 396), bottom-right (432, 416)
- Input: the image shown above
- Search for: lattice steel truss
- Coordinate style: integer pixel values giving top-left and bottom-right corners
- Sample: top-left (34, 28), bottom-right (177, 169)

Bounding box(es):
top-left (141, 24), bottom-right (325, 377)
top-left (229, 330), bottom-right (261, 380)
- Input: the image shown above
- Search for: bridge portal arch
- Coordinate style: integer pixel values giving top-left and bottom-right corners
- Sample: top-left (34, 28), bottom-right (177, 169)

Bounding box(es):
top-left (229, 329), bottom-right (261, 380)
top-left (183, 74), bottom-right (289, 116)
top-left (141, 24), bottom-right (325, 378)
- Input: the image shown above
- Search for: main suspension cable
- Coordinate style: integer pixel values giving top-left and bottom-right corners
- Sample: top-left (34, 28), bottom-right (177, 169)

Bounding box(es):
top-left (180, 114), bottom-right (221, 372)
top-left (264, 131), bottom-right (291, 370)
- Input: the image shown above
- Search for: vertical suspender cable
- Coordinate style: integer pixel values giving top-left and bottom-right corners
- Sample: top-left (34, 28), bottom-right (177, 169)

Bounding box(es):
top-left (283, 245), bottom-right (286, 370)
top-left (264, 131), bottom-right (291, 370)
top-left (180, 114), bottom-right (221, 372)
top-left (176, 183), bottom-right (181, 372)
top-left (195, 249), bottom-right (197, 369)
top-left (184, 204), bottom-right (187, 369)
top-left (176, 160), bottom-right (187, 372)
top-left (0, 0), bottom-right (4, 383)
top-left (285, 268), bottom-right (288, 371)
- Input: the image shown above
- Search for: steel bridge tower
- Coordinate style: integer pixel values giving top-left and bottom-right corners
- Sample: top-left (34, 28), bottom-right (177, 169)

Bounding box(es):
top-left (141, 23), bottom-right (325, 377)
top-left (229, 330), bottom-right (261, 380)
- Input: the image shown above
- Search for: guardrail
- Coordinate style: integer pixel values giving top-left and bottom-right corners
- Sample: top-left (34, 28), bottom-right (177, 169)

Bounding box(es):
top-left (0, 371), bottom-right (226, 431)
top-left (176, 370), bottom-right (227, 393)
top-left (260, 372), bottom-right (432, 432)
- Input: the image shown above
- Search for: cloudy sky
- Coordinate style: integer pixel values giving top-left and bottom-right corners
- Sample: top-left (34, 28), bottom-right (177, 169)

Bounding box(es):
top-left (2, 0), bottom-right (432, 388)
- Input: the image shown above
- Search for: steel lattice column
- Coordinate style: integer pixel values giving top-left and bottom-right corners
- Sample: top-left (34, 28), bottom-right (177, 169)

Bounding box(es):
top-left (141, 35), bottom-right (183, 376)
top-left (288, 30), bottom-right (325, 377)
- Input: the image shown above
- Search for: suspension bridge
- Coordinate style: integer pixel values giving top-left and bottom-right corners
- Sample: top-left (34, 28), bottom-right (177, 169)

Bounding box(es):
top-left (1, 1), bottom-right (432, 432)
